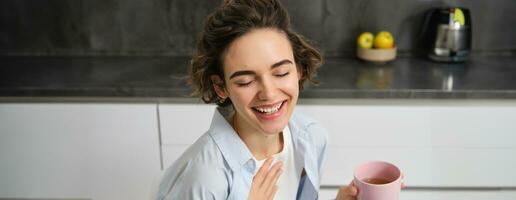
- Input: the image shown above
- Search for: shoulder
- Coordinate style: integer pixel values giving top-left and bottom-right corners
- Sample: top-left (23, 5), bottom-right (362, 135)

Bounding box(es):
top-left (157, 133), bottom-right (230, 199)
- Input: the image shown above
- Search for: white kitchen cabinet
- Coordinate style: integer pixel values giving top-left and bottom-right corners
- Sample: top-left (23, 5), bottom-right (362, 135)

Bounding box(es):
top-left (0, 103), bottom-right (161, 200)
top-left (5, 100), bottom-right (512, 199)
top-left (158, 103), bottom-right (216, 168)
top-left (159, 99), bottom-right (516, 199)
top-left (159, 103), bottom-right (216, 145)
top-left (295, 100), bottom-right (516, 188)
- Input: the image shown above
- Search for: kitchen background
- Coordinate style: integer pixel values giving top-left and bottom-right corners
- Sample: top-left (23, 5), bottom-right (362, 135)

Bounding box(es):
top-left (1, 1), bottom-right (516, 200)
top-left (2, 0), bottom-right (516, 57)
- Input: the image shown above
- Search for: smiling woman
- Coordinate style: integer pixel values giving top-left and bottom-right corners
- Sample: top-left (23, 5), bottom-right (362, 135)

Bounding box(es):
top-left (155, 0), bottom-right (336, 199)
top-left (214, 28), bottom-right (301, 139)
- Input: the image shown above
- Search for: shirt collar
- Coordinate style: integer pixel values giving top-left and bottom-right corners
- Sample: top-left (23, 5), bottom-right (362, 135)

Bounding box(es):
top-left (208, 106), bottom-right (254, 171)
top-left (288, 109), bottom-right (316, 139)
top-left (288, 109), bottom-right (321, 190)
top-left (208, 106), bottom-right (318, 174)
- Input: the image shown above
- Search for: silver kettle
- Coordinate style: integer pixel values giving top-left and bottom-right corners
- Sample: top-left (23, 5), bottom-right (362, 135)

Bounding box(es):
top-left (421, 7), bottom-right (472, 62)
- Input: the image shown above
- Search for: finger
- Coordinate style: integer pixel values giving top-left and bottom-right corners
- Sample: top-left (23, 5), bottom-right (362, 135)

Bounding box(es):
top-left (266, 185), bottom-right (278, 200)
top-left (349, 180), bottom-right (355, 187)
top-left (338, 185), bottom-right (357, 196)
top-left (254, 157), bottom-right (274, 184)
top-left (261, 161), bottom-right (282, 188)
top-left (337, 185), bottom-right (357, 200)
top-left (265, 166), bottom-right (282, 194)
top-left (257, 157), bottom-right (274, 175)
top-left (346, 180), bottom-right (358, 196)
top-left (401, 182), bottom-right (406, 189)
top-left (347, 185), bottom-right (358, 196)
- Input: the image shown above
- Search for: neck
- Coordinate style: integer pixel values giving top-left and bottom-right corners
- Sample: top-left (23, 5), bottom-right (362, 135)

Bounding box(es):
top-left (233, 114), bottom-right (284, 160)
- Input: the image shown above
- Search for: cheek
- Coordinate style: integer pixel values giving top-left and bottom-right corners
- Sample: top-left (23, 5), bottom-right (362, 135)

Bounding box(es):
top-left (281, 76), bottom-right (300, 94)
top-left (227, 86), bottom-right (256, 106)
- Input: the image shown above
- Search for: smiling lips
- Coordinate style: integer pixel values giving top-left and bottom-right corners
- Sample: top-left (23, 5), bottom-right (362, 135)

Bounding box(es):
top-left (251, 100), bottom-right (286, 120)
top-left (253, 101), bottom-right (283, 114)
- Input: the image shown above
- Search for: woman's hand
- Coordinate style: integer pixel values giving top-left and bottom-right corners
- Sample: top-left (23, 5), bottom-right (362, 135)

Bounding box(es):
top-left (335, 183), bottom-right (358, 200)
top-left (248, 157), bottom-right (283, 200)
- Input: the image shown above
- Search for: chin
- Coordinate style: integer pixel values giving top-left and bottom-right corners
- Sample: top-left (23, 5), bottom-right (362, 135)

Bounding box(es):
top-left (260, 122), bottom-right (289, 135)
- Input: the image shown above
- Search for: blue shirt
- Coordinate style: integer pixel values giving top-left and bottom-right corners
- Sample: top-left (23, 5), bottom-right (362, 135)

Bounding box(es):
top-left (156, 106), bottom-right (328, 200)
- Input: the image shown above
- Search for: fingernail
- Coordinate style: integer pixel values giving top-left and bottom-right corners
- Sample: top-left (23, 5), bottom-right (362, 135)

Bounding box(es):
top-left (351, 187), bottom-right (358, 195)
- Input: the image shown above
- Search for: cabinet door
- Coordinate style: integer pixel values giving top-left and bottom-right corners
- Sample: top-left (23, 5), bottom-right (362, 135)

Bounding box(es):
top-left (158, 103), bottom-right (215, 168)
top-left (296, 100), bottom-right (516, 188)
top-left (0, 103), bottom-right (161, 200)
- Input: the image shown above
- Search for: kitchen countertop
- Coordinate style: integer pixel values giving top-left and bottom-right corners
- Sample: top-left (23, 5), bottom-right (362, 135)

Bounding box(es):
top-left (1, 55), bottom-right (516, 102)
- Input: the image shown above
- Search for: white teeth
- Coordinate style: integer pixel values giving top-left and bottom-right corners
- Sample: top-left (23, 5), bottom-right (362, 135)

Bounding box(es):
top-left (254, 102), bottom-right (283, 114)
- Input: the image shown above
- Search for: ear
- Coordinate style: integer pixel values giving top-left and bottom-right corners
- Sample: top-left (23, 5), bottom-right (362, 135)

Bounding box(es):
top-left (211, 75), bottom-right (227, 99)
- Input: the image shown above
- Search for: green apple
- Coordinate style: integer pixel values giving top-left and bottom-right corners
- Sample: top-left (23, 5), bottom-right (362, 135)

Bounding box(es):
top-left (357, 32), bottom-right (374, 49)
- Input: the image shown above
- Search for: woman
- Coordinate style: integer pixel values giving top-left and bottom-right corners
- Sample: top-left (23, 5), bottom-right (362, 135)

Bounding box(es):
top-left (156, 0), bottom-right (358, 199)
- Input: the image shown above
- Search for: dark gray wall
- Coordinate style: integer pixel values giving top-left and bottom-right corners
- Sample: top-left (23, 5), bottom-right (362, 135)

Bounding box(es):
top-left (1, 0), bottom-right (516, 56)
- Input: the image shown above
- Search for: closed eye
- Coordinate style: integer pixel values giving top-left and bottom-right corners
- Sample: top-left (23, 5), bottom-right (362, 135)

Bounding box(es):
top-left (275, 72), bottom-right (290, 77)
top-left (236, 81), bottom-right (253, 87)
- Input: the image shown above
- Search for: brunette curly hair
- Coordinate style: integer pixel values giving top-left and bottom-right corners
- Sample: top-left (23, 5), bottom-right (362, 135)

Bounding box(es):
top-left (188, 0), bottom-right (322, 106)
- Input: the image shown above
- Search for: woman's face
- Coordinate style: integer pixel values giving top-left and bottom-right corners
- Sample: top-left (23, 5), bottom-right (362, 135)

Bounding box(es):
top-left (215, 28), bottom-right (301, 136)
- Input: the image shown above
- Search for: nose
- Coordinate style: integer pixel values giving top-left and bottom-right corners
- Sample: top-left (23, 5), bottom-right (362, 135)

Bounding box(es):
top-left (257, 76), bottom-right (277, 101)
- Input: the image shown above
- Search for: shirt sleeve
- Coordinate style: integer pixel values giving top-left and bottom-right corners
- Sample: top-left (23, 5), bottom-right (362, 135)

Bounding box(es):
top-left (157, 160), bottom-right (229, 200)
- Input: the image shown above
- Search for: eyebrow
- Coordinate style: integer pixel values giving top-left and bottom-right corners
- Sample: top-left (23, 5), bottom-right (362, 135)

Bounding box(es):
top-left (229, 59), bottom-right (293, 80)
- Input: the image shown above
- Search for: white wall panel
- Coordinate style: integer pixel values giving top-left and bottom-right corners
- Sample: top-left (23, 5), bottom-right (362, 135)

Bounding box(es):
top-left (296, 103), bottom-right (516, 187)
top-left (159, 104), bottom-right (215, 145)
top-left (0, 103), bottom-right (161, 200)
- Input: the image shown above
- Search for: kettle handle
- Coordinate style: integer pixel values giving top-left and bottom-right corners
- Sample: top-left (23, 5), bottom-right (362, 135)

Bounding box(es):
top-left (418, 8), bottom-right (438, 42)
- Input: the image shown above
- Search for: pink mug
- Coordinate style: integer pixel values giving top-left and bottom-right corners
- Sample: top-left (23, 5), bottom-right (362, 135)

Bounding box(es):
top-left (353, 161), bottom-right (402, 200)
